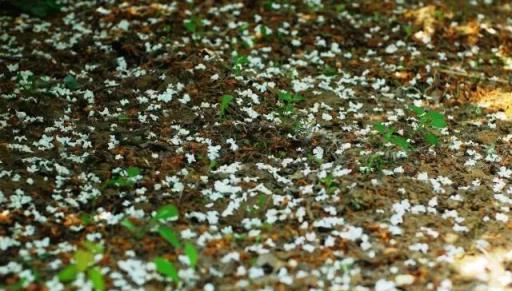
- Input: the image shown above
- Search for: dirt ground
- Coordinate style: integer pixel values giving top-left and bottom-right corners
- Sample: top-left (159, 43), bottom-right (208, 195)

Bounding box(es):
top-left (2, 0), bottom-right (512, 290)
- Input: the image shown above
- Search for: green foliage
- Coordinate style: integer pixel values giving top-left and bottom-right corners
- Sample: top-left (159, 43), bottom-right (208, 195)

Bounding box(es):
top-left (360, 153), bottom-right (385, 174)
top-left (75, 250), bottom-right (94, 271)
top-left (58, 241), bottom-right (104, 290)
top-left (373, 106), bottom-right (447, 152)
top-left (121, 204), bottom-right (200, 282)
top-left (158, 226), bottom-right (181, 249)
top-left (322, 65), bottom-right (338, 76)
top-left (374, 122), bottom-right (410, 151)
top-left (106, 167), bottom-right (141, 188)
top-left (184, 243), bottom-right (198, 268)
top-left (184, 16), bottom-right (202, 34)
top-left (153, 204), bottom-right (179, 221)
top-left (58, 265), bottom-right (78, 282)
top-left (7, 0), bottom-right (60, 17)
top-left (154, 257), bottom-right (179, 284)
top-left (87, 267), bottom-right (105, 291)
top-left (232, 53), bottom-right (249, 75)
top-left (409, 105), bottom-right (447, 146)
top-left (64, 74), bottom-right (78, 90)
top-left (120, 218), bottom-right (137, 233)
top-left (277, 90), bottom-right (304, 113)
top-left (219, 95), bottom-right (234, 118)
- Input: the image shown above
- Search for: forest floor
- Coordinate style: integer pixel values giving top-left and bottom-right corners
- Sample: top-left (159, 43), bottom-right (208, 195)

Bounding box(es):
top-left (2, 0), bottom-right (512, 290)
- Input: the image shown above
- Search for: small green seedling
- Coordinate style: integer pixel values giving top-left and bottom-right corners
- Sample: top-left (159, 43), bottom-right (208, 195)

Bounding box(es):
top-left (277, 90), bottom-right (304, 112)
top-left (374, 122), bottom-right (410, 151)
top-left (409, 105), bottom-right (447, 146)
top-left (184, 16), bottom-right (202, 34)
top-left (154, 257), bottom-right (179, 284)
top-left (232, 54), bottom-right (249, 75)
top-left (105, 167), bottom-right (141, 188)
top-left (121, 204), bottom-right (179, 238)
top-left (359, 153), bottom-right (385, 174)
top-left (121, 204), bottom-right (200, 283)
top-left (320, 174), bottom-right (337, 195)
top-left (219, 95), bottom-right (234, 118)
top-left (58, 241), bottom-right (105, 291)
top-left (184, 243), bottom-right (198, 268)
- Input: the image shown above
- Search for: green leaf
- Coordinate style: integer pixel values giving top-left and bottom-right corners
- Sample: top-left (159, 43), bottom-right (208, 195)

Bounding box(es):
top-left (374, 122), bottom-right (387, 134)
top-left (158, 226), bottom-right (181, 249)
top-left (219, 95), bottom-right (234, 116)
top-left (430, 118), bottom-right (447, 129)
top-left (121, 218), bottom-right (137, 233)
top-left (389, 136), bottom-right (410, 150)
top-left (154, 204), bottom-right (179, 221)
top-left (58, 264), bottom-right (78, 282)
top-left (278, 91), bottom-right (292, 103)
top-left (427, 111), bottom-right (447, 128)
top-left (184, 243), bottom-right (198, 268)
top-left (87, 267), bottom-right (105, 291)
top-left (292, 93), bottom-right (304, 102)
top-left (154, 257), bottom-right (179, 284)
top-left (126, 167), bottom-right (140, 178)
top-left (234, 55), bottom-right (248, 66)
top-left (64, 74), bottom-right (78, 90)
top-left (79, 213), bottom-right (92, 225)
top-left (82, 241), bottom-right (103, 255)
top-left (409, 105), bottom-right (425, 116)
top-left (424, 132), bottom-right (439, 145)
top-left (75, 250), bottom-right (94, 272)
top-left (184, 19), bottom-right (197, 33)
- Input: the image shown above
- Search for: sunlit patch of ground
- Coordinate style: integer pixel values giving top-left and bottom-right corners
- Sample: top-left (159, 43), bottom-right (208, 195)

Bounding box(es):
top-left (453, 247), bottom-right (512, 291)
top-left (473, 89), bottom-right (512, 120)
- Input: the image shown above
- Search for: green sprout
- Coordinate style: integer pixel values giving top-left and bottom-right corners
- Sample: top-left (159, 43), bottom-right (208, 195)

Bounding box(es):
top-left (184, 16), bottom-right (203, 35)
top-left (58, 241), bottom-right (105, 291)
top-left (374, 122), bottom-right (410, 151)
top-left (219, 95), bottom-right (234, 118)
top-left (277, 90), bottom-right (304, 113)
top-left (409, 105), bottom-right (447, 146)
top-left (105, 167), bottom-right (141, 188)
top-left (232, 54), bottom-right (249, 76)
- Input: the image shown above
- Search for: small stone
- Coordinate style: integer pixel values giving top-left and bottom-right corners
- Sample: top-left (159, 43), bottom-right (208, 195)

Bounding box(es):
top-left (395, 274), bottom-right (415, 286)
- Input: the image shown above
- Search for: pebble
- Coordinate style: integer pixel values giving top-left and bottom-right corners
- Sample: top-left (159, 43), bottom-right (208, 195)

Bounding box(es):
top-left (395, 274), bottom-right (415, 286)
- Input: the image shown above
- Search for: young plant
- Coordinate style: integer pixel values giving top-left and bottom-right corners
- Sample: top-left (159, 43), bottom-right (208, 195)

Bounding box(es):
top-left (154, 257), bottom-right (179, 284)
top-left (184, 16), bottom-right (203, 35)
top-left (121, 204), bottom-right (200, 284)
top-left (374, 122), bottom-right (410, 151)
top-left (409, 105), bottom-right (447, 146)
top-left (232, 53), bottom-right (249, 76)
top-left (219, 95), bottom-right (234, 118)
top-left (105, 167), bottom-right (141, 188)
top-left (320, 173), bottom-right (337, 195)
top-left (277, 90), bottom-right (304, 113)
top-left (58, 241), bottom-right (105, 291)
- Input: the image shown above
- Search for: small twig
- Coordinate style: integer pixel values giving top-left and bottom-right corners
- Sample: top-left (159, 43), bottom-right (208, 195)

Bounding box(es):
top-left (436, 67), bottom-right (509, 85)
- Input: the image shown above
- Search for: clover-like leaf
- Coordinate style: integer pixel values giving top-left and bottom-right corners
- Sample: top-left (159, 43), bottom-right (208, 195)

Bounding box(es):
top-left (58, 264), bottom-right (78, 282)
top-left (154, 204), bottom-right (179, 221)
top-left (184, 243), bottom-right (198, 268)
top-left (154, 257), bottom-right (179, 284)
top-left (158, 226), bottom-right (181, 249)
top-left (87, 267), bottom-right (105, 291)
